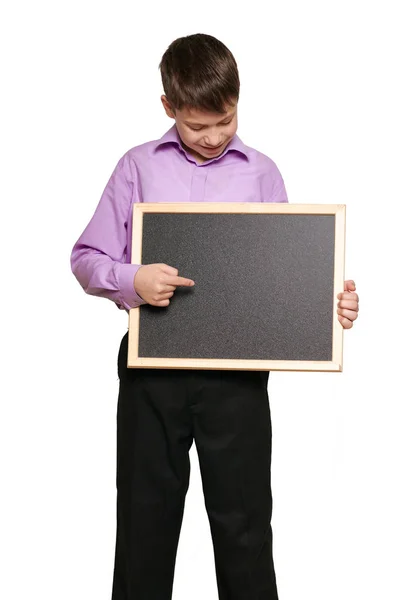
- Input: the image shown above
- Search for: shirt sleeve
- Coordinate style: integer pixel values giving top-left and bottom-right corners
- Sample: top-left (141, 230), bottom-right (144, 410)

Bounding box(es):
top-left (270, 180), bottom-right (288, 203)
top-left (262, 158), bottom-right (289, 203)
top-left (70, 152), bottom-right (148, 311)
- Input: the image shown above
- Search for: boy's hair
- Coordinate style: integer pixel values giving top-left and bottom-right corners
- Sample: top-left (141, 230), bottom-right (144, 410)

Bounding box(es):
top-left (159, 33), bottom-right (240, 114)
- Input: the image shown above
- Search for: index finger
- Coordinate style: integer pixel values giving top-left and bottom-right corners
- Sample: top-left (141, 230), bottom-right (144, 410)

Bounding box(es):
top-left (165, 275), bottom-right (195, 287)
top-left (337, 292), bottom-right (359, 302)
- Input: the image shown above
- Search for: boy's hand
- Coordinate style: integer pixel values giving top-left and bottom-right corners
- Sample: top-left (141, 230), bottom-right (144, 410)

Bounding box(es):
top-left (134, 263), bottom-right (195, 307)
top-left (337, 280), bottom-right (359, 329)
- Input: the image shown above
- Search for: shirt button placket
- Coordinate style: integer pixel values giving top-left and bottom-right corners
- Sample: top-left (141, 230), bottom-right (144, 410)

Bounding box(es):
top-left (190, 166), bottom-right (208, 202)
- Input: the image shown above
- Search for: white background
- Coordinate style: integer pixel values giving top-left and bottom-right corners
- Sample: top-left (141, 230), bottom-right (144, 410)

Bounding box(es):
top-left (1, 1), bottom-right (404, 599)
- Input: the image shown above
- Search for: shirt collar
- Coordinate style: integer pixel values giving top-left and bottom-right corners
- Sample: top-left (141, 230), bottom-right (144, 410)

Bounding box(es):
top-left (152, 124), bottom-right (249, 162)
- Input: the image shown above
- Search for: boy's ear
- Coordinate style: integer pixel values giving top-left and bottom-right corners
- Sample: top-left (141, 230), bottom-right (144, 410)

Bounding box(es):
top-left (161, 95), bottom-right (175, 119)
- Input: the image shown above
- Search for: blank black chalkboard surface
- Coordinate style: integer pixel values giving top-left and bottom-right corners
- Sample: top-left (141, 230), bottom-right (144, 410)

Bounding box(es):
top-left (128, 203), bottom-right (346, 372)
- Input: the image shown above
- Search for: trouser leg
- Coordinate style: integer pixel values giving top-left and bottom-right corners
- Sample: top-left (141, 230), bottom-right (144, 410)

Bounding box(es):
top-left (191, 369), bottom-right (278, 600)
top-left (111, 332), bottom-right (193, 600)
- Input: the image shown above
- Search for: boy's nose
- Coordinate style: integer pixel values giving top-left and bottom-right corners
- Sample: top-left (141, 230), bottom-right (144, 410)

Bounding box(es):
top-left (203, 138), bottom-right (222, 148)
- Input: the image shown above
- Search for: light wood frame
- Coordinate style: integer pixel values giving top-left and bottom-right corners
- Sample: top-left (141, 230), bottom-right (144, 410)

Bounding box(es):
top-left (128, 203), bottom-right (346, 372)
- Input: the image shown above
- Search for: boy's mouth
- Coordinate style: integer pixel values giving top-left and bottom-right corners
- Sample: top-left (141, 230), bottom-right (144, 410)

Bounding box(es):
top-left (202, 144), bottom-right (223, 151)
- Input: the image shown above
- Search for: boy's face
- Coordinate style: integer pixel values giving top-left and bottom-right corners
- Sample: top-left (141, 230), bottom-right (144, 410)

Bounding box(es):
top-left (161, 95), bottom-right (238, 163)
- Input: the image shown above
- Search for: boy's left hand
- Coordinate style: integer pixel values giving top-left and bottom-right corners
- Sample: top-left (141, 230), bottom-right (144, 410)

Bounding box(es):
top-left (337, 280), bottom-right (359, 329)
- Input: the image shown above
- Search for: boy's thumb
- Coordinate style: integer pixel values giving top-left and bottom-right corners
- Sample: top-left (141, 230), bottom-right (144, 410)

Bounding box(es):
top-left (161, 263), bottom-right (179, 276)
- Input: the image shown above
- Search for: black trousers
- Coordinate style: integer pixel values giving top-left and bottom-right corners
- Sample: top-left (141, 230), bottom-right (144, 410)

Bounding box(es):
top-left (111, 331), bottom-right (278, 600)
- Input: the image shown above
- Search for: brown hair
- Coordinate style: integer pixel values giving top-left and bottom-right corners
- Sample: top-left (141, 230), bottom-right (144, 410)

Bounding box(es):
top-left (159, 33), bottom-right (240, 114)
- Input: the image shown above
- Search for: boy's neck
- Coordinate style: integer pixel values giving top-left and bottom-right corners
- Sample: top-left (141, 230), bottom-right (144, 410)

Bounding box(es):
top-left (180, 140), bottom-right (208, 164)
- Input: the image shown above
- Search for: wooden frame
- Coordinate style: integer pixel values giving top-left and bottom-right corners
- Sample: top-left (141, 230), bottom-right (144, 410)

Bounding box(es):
top-left (128, 203), bottom-right (346, 372)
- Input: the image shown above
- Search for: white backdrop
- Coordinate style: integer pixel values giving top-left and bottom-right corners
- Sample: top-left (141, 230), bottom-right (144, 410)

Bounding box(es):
top-left (1, 1), bottom-right (404, 599)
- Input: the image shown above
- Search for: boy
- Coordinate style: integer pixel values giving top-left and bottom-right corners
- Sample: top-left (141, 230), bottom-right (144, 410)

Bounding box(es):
top-left (71, 33), bottom-right (359, 600)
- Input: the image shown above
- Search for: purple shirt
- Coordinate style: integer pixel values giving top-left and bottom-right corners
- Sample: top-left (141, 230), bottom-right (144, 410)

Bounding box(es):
top-left (70, 124), bottom-right (288, 311)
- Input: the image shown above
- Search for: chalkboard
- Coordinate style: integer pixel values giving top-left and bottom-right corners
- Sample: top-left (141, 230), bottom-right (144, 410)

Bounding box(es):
top-left (128, 203), bottom-right (345, 372)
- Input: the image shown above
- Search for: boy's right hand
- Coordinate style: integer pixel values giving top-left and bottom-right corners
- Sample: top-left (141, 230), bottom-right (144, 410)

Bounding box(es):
top-left (133, 263), bottom-right (195, 307)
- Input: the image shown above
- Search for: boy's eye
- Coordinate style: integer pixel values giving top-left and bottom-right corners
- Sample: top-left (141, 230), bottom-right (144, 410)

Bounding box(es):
top-left (189, 120), bottom-right (232, 132)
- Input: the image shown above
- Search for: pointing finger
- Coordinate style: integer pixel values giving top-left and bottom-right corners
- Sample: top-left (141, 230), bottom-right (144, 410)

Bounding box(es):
top-left (165, 276), bottom-right (195, 287)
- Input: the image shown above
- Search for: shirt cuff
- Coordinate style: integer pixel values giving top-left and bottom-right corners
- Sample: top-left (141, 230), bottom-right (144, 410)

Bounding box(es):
top-left (117, 263), bottom-right (148, 310)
